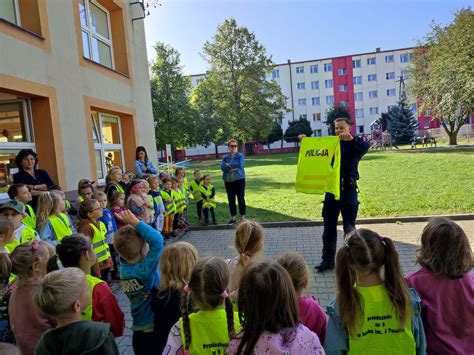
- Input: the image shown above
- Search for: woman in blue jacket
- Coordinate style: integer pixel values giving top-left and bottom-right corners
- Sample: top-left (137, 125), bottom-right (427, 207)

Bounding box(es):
top-left (221, 139), bottom-right (246, 224)
top-left (134, 146), bottom-right (158, 178)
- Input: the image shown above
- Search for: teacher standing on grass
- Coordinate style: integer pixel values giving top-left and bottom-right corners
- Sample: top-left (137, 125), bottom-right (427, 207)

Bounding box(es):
top-left (221, 139), bottom-right (246, 225)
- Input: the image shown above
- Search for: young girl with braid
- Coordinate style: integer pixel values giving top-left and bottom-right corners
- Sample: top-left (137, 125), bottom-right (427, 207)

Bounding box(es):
top-left (163, 256), bottom-right (240, 354)
top-left (325, 228), bottom-right (426, 355)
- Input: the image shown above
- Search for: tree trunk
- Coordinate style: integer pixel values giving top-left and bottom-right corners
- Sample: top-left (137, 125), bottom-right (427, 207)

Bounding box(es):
top-left (448, 133), bottom-right (457, 145)
top-left (267, 139), bottom-right (271, 154)
top-left (214, 143), bottom-right (219, 159)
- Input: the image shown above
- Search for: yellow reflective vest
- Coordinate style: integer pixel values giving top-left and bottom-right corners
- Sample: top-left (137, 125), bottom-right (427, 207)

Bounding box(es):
top-left (82, 274), bottom-right (105, 321)
top-left (5, 225), bottom-right (38, 253)
top-left (172, 188), bottom-right (186, 214)
top-left (160, 190), bottom-right (175, 216)
top-left (295, 136), bottom-right (341, 200)
top-left (89, 222), bottom-right (111, 263)
top-left (179, 308), bottom-right (240, 354)
top-left (189, 179), bottom-right (204, 202)
top-left (49, 213), bottom-right (74, 242)
top-left (148, 195), bottom-right (156, 216)
top-left (200, 184), bottom-right (216, 209)
top-left (23, 204), bottom-right (36, 229)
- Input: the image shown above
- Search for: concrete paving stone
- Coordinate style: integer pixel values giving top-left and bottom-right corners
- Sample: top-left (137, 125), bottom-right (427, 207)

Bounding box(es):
top-left (115, 219), bottom-right (474, 353)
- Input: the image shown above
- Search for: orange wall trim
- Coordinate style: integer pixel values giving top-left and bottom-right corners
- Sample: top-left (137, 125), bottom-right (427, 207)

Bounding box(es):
top-left (0, 74), bottom-right (66, 188)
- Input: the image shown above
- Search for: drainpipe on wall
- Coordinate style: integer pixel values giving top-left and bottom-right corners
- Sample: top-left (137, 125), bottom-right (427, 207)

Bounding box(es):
top-left (288, 59), bottom-right (295, 122)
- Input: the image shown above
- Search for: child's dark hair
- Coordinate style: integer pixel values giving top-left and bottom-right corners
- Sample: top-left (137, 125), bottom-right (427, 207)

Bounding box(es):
top-left (48, 184), bottom-right (63, 192)
top-left (171, 177), bottom-right (179, 184)
top-left (7, 184), bottom-right (27, 199)
top-left (417, 217), bottom-right (472, 279)
top-left (78, 199), bottom-right (98, 219)
top-left (162, 177), bottom-right (171, 185)
top-left (336, 228), bottom-right (411, 337)
top-left (180, 256), bottom-right (234, 352)
top-left (56, 234), bottom-right (92, 268)
top-left (175, 167), bottom-right (185, 176)
top-left (235, 260), bottom-right (299, 355)
top-left (193, 170), bottom-right (200, 175)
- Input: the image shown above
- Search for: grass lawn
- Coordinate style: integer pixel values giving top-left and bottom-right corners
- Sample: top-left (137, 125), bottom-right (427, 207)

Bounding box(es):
top-left (184, 147), bottom-right (474, 224)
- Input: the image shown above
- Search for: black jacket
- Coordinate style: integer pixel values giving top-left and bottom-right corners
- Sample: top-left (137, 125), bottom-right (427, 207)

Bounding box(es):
top-left (340, 136), bottom-right (370, 180)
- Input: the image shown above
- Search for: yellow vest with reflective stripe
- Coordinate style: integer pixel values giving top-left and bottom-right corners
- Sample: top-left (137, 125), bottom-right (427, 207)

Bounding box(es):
top-left (172, 189), bottom-right (186, 213)
top-left (179, 308), bottom-right (240, 354)
top-left (23, 204), bottom-right (36, 229)
top-left (295, 136), bottom-right (341, 200)
top-left (148, 195), bottom-right (156, 216)
top-left (79, 196), bottom-right (84, 203)
top-left (6, 226), bottom-right (37, 252)
top-left (89, 222), bottom-right (110, 263)
top-left (160, 190), bottom-right (175, 216)
top-left (82, 274), bottom-right (105, 321)
top-left (189, 179), bottom-right (203, 202)
top-left (49, 213), bottom-right (73, 242)
top-left (113, 183), bottom-right (125, 193)
top-left (200, 184), bottom-right (216, 209)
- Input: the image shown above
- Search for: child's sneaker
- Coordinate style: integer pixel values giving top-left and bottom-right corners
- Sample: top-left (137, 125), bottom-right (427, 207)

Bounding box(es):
top-left (204, 220), bottom-right (209, 226)
top-left (212, 220), bottom-right (218, 225)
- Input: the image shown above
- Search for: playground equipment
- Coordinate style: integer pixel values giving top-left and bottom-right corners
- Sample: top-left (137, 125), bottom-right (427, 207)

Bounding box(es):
top-left (369, 123), bottom-right (393, 150)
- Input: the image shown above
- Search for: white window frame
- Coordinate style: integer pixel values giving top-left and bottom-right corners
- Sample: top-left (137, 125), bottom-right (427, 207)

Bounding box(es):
top-left (368, 74), bottom-right (377, 82)
top-left (385, 55), bottom-right (394, 63)
top-left (313, 113), bottom-right (321, 121)
top-left (310, 65), bottom-right (318, 74)
top-left (80, 0), bottom-right (115, 69)
top-left (369, 107), bottom-right (379, 115)
top-left (311, 97), bottom-right (320, 106)
top-left (387, 89), bottom-right (396, 97)
top-left (272, 69), bottom-right (279, 78)
top-left (340, 101), bottom-right (349, 108)
top-left (93, 113), bottom-right (124, 185)
top-left (367, 57), bottom-right (376, 65)
top-left (299, 114), bottom-right (307, 120)
top-left (386, 72), bottom-right (395, 80)
top-left (354, 92), bottom-right (363, 102)
top-left (369, 90), bottom-right (378, 98)
top-left (353, 76), bottom-right (362, 85)
top-left (400, 53), bottom-right (410, 63)
top-left (324, 63), bottom-right (332, 72)
top-left (339, 85), bottom-right (348, 92)
top-left (325, 79), bottom-right (333, 89)
top-left (355, 109), bottom-right (364, 118)
top-left (296, 66), bottom-right (304, 74)
top-left (297, 82), bottom-right (305, 90)
top-left (311, 81), bottom-right (319, 90)
top-left (352, 59), bottom-right (361, 68)
top-left (3, 0), bottom-right (21, 25)
top-left (298, 99), bottom-right (306, 106)
top-left (338, 68), bottom-right (347, 75)
top-left (326, 96), bottom-right (334, 105)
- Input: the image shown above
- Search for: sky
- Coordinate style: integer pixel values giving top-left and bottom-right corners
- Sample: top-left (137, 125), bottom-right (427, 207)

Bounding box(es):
top-left (143, 0), bottom-right (471, 76)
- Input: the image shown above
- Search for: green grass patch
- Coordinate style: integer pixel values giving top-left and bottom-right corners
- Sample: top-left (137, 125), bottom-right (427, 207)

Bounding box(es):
top-left (184, 148), bottom-right (474, 224)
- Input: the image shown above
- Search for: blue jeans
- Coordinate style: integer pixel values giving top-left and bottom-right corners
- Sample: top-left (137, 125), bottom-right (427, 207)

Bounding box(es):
top-left (321, 186), bottom-right (359, 264)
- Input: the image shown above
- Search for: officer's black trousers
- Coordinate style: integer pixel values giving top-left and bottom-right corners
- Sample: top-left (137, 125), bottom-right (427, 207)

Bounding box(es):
top-left (321, 186), bottom-right (359, 265)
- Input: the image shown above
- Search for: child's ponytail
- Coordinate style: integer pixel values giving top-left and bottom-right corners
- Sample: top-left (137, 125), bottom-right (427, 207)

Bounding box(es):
top-left (382, 237), bottom-right (411, 326)
top-left (180, 286), bottom-right (192, 352)
top-left (335, 240), bottom-right (362, 337)
top-left (224, 294), bottom-right (235, 338)
top-left (36, 191), bottom-right (59, 228)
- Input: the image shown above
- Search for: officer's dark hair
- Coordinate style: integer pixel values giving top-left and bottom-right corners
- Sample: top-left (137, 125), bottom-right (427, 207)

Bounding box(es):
top-left (15, 149), bottom-right (38, 171)
top-left (335, 117), bottom-right (352, 126)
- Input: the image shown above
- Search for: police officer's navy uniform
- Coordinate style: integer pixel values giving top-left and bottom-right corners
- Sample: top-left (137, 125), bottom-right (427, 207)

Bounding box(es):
top-left (318, 135), bottom-right (370, 271)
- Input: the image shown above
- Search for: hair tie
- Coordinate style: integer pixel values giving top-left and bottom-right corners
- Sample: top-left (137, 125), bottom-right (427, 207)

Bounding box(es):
top-left (379, 235), bottom-right (387, 246)
top-left (183, 284), bottom-right (191, 294)
top-left (221, 290), bottom-right (229, 299)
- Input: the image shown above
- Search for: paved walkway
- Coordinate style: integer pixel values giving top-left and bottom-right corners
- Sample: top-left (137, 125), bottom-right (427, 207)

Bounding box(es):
top-left (114, 220), bottom-right (474, 354)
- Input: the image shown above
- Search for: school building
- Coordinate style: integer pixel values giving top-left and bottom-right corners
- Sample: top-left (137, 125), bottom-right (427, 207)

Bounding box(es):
top-left (0, 0), bottom-right (157, 198)
top-left (188, 47), bottom-right (442, 157)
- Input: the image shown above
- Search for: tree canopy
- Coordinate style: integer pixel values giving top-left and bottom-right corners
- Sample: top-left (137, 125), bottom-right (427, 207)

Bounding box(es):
top-left (325, 105), bottom-right (352, 135)
top-left (284, 118), bottom-right (313, 143)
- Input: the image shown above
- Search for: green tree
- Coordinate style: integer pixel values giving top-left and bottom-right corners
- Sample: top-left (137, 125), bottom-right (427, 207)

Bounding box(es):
top-left (265, 121), bottom-right (283, 152)
top-left (150, 42), bottom-right (195, 153)
top-left (387, 94), bottom-right (419, 144)
top-left (201, 19), bottom-right (287, 147)
top-left (409, 8), bottom-right (474, 145)
top-left (325, 105), bottom-right (352, 135)
top-left (284, 118), bottom-right (313, 144)
top-left (190, 75), bottom-right (232, 158)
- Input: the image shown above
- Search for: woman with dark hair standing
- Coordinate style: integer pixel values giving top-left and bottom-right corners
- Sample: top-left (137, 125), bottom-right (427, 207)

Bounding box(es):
top-left (12, 149), bottom-right (54, 210)
top-left (133, 146), bottom-right (158, 178)
top-left (221, 139), bottom-right (246, 224)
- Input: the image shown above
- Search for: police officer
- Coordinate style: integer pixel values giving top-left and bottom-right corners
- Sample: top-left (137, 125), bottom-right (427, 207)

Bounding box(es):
top-left (300, 117), bottom-right (370, 272)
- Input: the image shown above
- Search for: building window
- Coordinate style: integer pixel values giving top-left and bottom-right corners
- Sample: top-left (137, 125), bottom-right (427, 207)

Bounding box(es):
top-left (385, 55), bottom-right (394, 63)
top-left (311, 81), bottom-right (319, 90)
top-left (91, 112), bottom-right (124, 181)
top-left (324, 63), bottom-right (332, 72)
top-left (368, 74), bottom-right (377, 82)
top-left (312, 97), bottom-right (320, 106)
top-left (386, 72), bottom-right (395, 80)
top-left (325, 79), bottom-right (333, 89)
top-left (272, 69), bottom-right (280, 78)
top-left (353, 76), bottom-right (362, 85)
top-left (296, 66), bottom-right (304, 74)
top-left (387, 88), bottom-right (396, 97)
top-left (310, 65), bottom-right (318, 74)
top-left (367, 57), bottom-right (376, 65)
top-left (387, 105), bottom-right (396, 111)
top-left (313, 113), bottom-right (321, 121)
top-left (338, 68), bottom-right (347, 75)
top-left (355, 108), bottom-right (364, 118)
top-left (352, 59), bottom-right (361, 68)
top-left (297, 82), bottom-right (305, 90)
top-left (0, 0), bottom-right (20, 25)
top-left (299, 114), bottom-right (307, 120)
top-left (400, 53), bottom-right (410, 63)
top-left (354, 92), bottom-right (363, 102)
top-left (369, 107), bottom-right (379, 115)
top-left (369, 90), bottom-right (378, 98)
top-left (298, 99), bottom-right (306, 106)
top-left (401, 70), bottom-right (410, 79)
top-left (357, 125), bottom-right (364, 134)
top-left (326, 96), bottom-right (334, 105)
top-left (0, 99), bottom-right (35, 195)
top-left (314, 129), bottom-right (322, 137)
top-left (340, 101), bottom-right (349, 108)
top-left (339, 85), bottom-right (348, 92)
top-left (79, 0), bottom-right (114, 69)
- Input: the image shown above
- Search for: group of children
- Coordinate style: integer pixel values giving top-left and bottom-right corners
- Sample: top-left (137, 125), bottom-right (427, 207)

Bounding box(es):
top-left (0, 162), bottom-right (472, 354)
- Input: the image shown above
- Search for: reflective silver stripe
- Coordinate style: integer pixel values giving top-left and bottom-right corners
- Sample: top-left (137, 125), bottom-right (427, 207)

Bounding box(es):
top-left (93, 241), bottom-right (105, 248)
top-left (96, 249), bottom-right (108, 258)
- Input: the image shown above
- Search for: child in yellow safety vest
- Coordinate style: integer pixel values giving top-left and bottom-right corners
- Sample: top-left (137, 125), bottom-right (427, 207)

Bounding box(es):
top-left (171, 177), bottom-right (188, 237)
top-left (164, 256), bottom-right (241, 354)
top-left (36, 191), bottom-right (76, 246)
top-left (0, 218), bottom-right (16, 343)
top-left (188, 170), bottom-right (203, 223)
top-left (7, 184), bottom-right (36, 229)
top-left (147, 176), bottom-right (165, 232)
top-left (200, 174), bottom-right (217, 226)
top-left (160, 178), bottom-right (175, 239)
top-left (0, 200), bottom-right (39, 252)
top-left (77, 199), bottom-right (113, 282)
top-left (174, 167), bottom-right (188, 197)
top-left (55, 234), bottom-right (124, 337)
